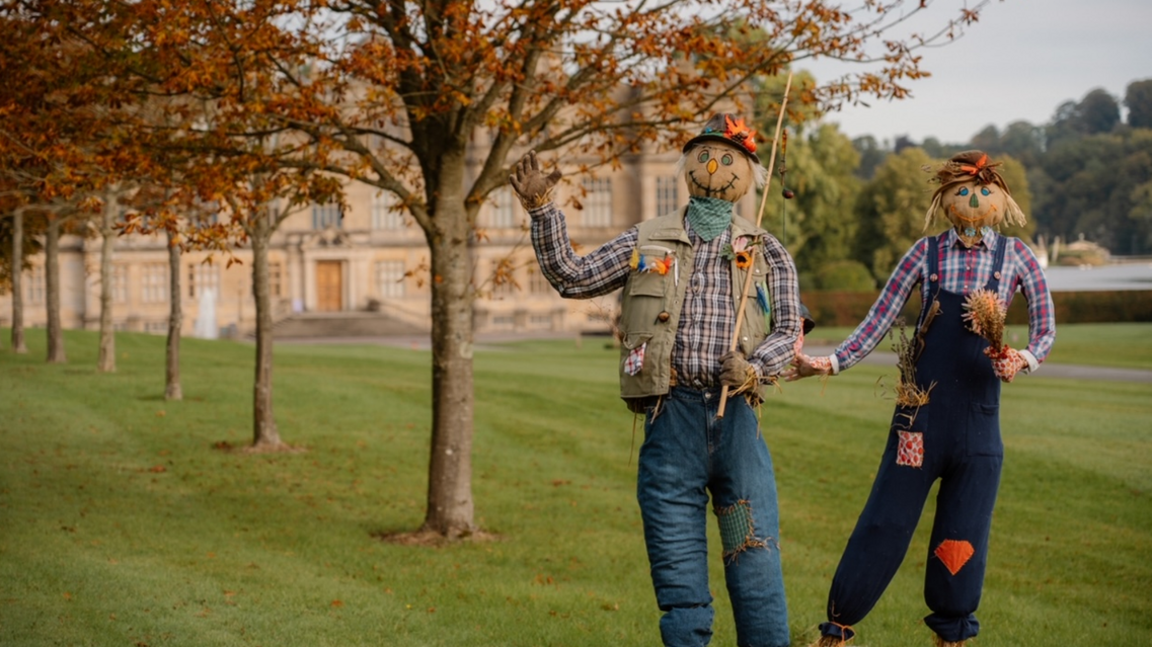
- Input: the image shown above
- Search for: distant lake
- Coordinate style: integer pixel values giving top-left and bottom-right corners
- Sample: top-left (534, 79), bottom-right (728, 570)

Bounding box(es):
top-left (1044, 262), bottom-right (1152, 292)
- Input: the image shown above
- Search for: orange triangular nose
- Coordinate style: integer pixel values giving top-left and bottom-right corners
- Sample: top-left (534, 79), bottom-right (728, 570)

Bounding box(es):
top-left (707, 159), bottom-right (718, 174)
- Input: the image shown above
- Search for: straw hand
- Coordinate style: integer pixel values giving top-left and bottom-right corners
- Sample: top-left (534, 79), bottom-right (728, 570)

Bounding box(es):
top-left (784, 353), bottom-right (831, 382)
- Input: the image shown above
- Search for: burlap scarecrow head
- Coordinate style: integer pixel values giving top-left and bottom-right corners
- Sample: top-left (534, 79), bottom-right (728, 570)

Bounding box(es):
top-left (679, 114), bottom-right (767, 203)
top-left (925, 150), bottom-right (1026, 245)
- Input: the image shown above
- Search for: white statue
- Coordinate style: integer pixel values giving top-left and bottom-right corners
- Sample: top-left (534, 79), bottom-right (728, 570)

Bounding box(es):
top-left (193, 287), bottom-right (218, 339)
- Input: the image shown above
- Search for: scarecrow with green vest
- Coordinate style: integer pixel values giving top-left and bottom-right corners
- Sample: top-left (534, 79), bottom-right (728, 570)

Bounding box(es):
top-left (512, 113), bottom-right (803, 647)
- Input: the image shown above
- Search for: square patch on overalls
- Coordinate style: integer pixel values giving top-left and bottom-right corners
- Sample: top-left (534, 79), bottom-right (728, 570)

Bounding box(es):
top-left (896, 430), bottom-right (924, 467)
top-left (624, 342), bottom-right (646, 376)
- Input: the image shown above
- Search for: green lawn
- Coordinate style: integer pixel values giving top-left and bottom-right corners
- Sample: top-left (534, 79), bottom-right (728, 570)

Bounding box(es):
top-left (1, 325), bottom-right (1149, 646)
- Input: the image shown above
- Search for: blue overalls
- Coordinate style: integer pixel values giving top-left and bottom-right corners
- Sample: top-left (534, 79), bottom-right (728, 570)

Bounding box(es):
top-left (820, 235), bottom-right (1009, 644)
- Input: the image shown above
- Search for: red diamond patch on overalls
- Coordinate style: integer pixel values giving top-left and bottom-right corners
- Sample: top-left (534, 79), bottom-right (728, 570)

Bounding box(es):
top-left (934, 539), bottom-right (975, 575)
top-left (896, 431), bottom-right (924, 467)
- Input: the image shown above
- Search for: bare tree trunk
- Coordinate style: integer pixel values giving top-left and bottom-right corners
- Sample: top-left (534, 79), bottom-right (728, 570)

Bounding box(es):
top-left (250, 218), bottom-right (282, 448)
top-left (420, 211), bottom-right (477, 539)
top-left (45, 216), bottom-right (65, 364)
top-left (97, 194), bottom-right (116, 372)
top-left (10, 210), bottom-right (27, 354)
top-left (165, 227), bottom-right (183, 400)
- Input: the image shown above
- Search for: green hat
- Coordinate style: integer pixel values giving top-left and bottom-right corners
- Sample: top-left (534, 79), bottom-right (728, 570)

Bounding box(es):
top-left (683, 113), bottom-right (760, 164)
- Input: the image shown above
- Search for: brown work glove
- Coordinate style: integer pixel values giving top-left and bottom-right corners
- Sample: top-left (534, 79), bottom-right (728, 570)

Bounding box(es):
top-left (719, 351), bottom-right (758, 392)
top-left (509, 150), bottom-right (562, 211)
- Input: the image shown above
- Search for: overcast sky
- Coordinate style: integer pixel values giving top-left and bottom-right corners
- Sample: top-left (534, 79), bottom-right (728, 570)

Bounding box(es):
top-left (800, 0), bottom-right (1152, 146)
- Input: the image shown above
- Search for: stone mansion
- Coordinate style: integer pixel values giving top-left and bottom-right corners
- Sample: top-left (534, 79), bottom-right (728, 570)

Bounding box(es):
top-left (1, 146), bottom-right (759, 340)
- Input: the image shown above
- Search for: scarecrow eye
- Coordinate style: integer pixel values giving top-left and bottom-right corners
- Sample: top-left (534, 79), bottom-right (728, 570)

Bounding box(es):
top-left (697, 150), bottom-right (710, 163)
top-left (957, 187), bottom-right (970, 197)
top-left (721, 153), bottom-right (733, 166)
top-left (980, 187), bottom-right (991, 196)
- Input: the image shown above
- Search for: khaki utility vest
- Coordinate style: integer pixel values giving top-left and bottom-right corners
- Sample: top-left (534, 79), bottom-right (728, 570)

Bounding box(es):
top-left (617, 208), bottom-right (771, 408)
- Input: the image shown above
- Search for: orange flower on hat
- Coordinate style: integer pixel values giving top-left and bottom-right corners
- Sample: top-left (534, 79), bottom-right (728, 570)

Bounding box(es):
top-left (723, 115), bottom-right (758, 154)
top-left (959, 153), bottom-right (989, 176)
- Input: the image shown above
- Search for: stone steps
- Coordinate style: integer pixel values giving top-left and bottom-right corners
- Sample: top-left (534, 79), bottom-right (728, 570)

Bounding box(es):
top-left (265, 311), bottom-right (427, 339)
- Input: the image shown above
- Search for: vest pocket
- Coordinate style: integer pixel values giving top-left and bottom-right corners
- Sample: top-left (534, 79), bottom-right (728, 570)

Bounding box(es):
top-left (627, 270), bottom-right (667, 297)
top-left (620, 272), bottom-right (668, 339)
top-left (621, 332), bottom-right (653, 377)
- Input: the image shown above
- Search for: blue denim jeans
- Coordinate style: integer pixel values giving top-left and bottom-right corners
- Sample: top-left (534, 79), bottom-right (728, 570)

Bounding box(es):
top-left (637, 386), bottom-right (790, 647)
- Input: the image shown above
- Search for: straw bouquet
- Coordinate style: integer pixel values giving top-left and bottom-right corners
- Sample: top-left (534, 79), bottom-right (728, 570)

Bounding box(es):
top-left (962, 288), bottom-right (1009, 357)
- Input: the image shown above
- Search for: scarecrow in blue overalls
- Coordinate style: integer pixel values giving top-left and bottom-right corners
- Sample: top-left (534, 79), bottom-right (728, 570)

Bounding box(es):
top-left (787, 151), bottom-right (1056, 647)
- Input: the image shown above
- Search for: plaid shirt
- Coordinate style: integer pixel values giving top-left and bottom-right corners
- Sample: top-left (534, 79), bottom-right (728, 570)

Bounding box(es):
top-left (832, 229), bottom-right (1056, 373)
top-left (530, 202), bottom-right (801, 387)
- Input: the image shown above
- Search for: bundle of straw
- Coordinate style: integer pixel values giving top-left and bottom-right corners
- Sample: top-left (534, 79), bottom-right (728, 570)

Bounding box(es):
top-left (890, 317), bottom-right (934, 410)
top-left (962, 289), bottom-right (1008, 356)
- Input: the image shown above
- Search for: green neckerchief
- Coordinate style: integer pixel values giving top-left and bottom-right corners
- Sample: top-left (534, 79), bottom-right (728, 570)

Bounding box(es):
top-left (685, 195), bottom-right (734, 242)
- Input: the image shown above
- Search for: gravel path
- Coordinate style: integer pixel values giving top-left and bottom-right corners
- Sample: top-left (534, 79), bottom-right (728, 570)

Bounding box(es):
top-left (277, 334), bottom-right (1152, 384)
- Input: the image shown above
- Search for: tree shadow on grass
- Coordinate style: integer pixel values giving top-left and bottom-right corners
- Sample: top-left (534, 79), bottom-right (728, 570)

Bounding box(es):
top-left (371, 528), bottom-right (501, 547)
top-left (210, 440), bottom-right (308, 454)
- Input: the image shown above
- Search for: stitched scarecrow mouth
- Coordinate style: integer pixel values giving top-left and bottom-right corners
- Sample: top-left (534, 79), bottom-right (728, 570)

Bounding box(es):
top-left (688, 170), bottom-right (741, 199)
top-left (947, 202), bottom-right (1001, 224)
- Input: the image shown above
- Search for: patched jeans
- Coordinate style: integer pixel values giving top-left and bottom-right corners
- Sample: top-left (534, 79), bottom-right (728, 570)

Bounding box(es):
top-left (637, 386), bottom-right (790, 647)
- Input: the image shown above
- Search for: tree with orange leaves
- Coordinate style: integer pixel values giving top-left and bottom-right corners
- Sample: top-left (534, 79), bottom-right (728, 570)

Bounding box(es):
top-left (3, 0), bottom-right (345, 446)
top-left (0, 0), bottom-right (161, 366)
top-left (31, 0), bottom-right (999, 540)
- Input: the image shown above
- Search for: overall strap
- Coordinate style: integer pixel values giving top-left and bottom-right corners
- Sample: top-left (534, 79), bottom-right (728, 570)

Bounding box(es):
top-left (917, 235), bottom-right (942, 330)
top-left (983, 235), bottom-right (1010, 292)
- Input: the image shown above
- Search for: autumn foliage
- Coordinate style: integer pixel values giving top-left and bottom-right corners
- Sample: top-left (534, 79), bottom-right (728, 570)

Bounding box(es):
top-left (2, 0), bottom-right (999, 537)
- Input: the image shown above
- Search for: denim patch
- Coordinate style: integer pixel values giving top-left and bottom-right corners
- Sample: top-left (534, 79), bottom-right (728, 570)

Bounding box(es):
top-left (715, 500), bottom-right (766, 562)
top-left (896, 430), bottom-right (924, 468)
